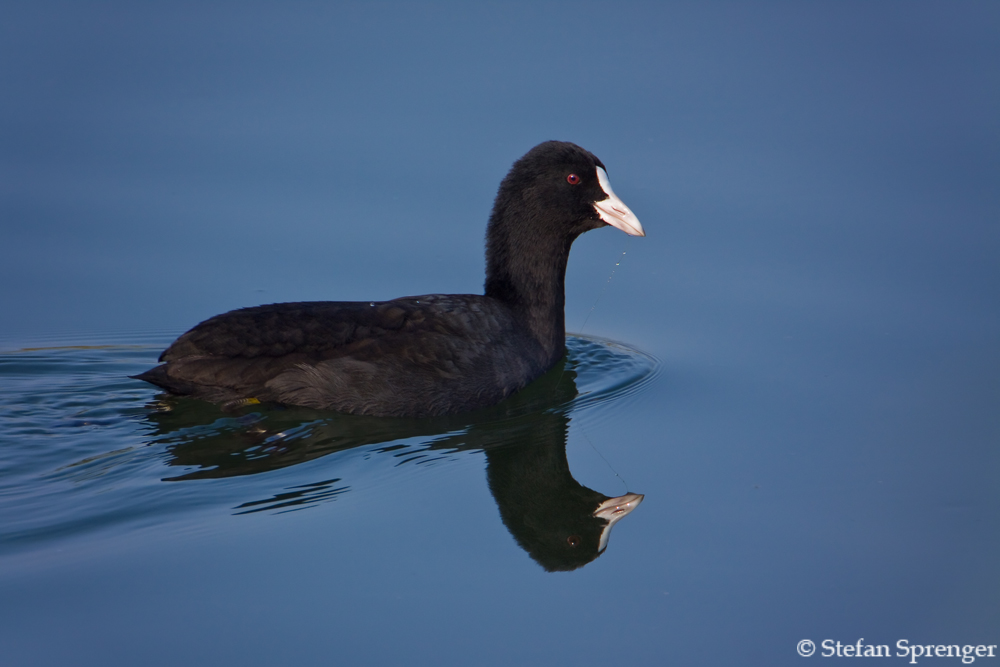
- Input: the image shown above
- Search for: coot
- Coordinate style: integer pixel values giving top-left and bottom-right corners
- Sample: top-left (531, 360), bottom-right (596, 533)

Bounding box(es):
top-left (135, 141), bottom-right (644, 417)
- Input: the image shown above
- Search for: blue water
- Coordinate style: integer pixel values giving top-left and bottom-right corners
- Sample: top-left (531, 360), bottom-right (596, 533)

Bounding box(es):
top-left (0, 335), bottom-right (656, 557)
top-left (2, 2), bottom-right (998, 666)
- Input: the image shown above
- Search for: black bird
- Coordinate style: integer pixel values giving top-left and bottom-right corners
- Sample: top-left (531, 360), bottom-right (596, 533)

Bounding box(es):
top-left (135, 141), bottom-right (644, 417)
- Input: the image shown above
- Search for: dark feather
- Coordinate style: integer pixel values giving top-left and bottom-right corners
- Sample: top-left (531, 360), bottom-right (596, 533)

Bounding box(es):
top-left (134, 141), bottom-right (642, 417)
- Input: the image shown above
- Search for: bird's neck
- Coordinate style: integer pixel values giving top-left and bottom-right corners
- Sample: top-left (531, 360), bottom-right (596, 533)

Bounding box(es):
top-left (484, 223), bottom-right (573, 365)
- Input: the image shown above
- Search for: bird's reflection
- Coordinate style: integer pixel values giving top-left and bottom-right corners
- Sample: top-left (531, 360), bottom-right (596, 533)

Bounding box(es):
top-left (143, 357), bottom-right (643, 571)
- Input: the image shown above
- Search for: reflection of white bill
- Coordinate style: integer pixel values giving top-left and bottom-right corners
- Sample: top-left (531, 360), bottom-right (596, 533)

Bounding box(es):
top-left (595, 492), bottom-right (644, 553)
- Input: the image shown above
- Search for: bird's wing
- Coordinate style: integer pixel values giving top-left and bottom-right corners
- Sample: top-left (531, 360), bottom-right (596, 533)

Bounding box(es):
top-left (159, 294), bottom-right (499, 362)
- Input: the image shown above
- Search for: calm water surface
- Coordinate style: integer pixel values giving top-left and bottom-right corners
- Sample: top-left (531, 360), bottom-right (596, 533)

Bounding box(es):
top-left (2, 3), bottom-right (998, 666)
top-left (0, 334), bottom-right (657, 564)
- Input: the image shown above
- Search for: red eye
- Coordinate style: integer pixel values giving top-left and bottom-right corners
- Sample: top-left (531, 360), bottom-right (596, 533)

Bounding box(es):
top-left (566, 174), bottom-right (580, 185)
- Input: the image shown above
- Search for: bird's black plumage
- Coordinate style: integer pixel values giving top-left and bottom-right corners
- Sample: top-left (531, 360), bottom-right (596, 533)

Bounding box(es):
top-left (134, 141), bottom-right (644, 417)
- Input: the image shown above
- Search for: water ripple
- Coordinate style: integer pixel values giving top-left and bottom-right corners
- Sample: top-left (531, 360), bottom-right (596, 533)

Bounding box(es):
top-left (0, 333), bottom-right (657, 554)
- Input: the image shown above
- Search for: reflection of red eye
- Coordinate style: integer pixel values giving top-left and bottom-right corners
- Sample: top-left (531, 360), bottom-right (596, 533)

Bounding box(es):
top-left (566, 174), bottom-right (580, 185)
top-left (567, 535), bottom-right (581, 547)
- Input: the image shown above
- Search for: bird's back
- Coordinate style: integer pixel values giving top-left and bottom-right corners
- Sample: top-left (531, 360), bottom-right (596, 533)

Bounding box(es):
top-left (136, 295), bottom-right (551, 416)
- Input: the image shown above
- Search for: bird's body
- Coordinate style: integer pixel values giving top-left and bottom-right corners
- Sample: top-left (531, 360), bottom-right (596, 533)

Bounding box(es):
top-left (135, 141), bottom-right (643, 417)
top-left (138, 295), bottom-right (549, 417)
